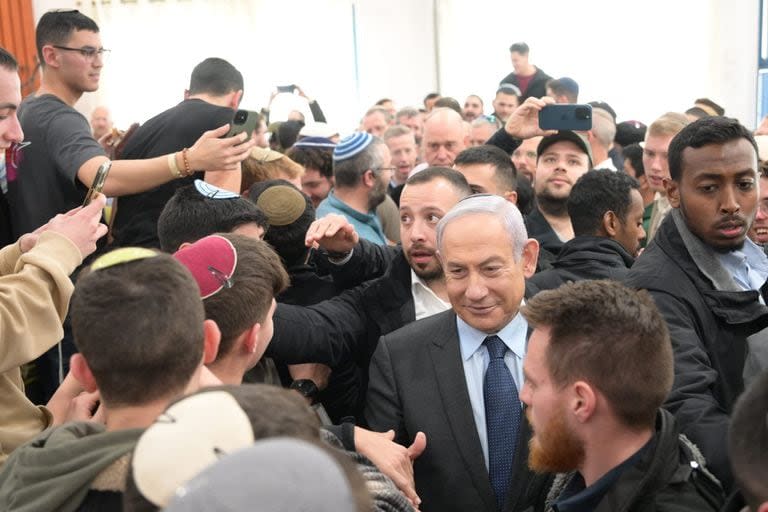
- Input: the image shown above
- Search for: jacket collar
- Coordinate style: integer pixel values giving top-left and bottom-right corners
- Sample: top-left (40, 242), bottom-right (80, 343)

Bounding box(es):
top-left (655, 211), bottom-right (768, 325)
top-left (555, 236), bottom-right (634, 269)
top-left (546, 410), bottom-right (706, 512)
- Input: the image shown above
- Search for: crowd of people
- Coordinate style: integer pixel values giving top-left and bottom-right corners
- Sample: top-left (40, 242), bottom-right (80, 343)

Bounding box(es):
top-left (1, 8), bottom-right (768, 512)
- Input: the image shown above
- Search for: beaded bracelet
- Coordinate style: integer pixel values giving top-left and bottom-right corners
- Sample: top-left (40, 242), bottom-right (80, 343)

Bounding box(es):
top-left (181, 148), bottom-right (193, 176)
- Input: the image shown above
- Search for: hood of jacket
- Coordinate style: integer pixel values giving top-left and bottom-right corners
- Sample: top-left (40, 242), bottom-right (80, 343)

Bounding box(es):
top-left (0, 421), bottom-right (143, 512)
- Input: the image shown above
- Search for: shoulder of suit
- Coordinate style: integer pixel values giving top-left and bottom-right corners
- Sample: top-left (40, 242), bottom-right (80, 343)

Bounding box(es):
top-left (380, 309), bottom-right (456, 346)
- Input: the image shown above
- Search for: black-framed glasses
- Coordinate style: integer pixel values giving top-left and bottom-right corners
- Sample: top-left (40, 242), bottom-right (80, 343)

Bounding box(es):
top-left (52, 45), bottom-right (110, 60)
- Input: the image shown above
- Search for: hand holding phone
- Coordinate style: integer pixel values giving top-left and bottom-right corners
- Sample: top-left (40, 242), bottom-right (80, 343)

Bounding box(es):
top-left (83, 160), bottom-right (112, 206)
top-left (538, 104), bottom-right (593, 131)
top-left (223, 110), bottom-right (259, 142)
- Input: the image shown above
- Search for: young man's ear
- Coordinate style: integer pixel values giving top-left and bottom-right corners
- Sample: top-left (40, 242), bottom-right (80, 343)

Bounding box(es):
top-left (521, 238), bottom-right (540, 278)
top-left (70, 354), bottom-right (99, 393)
top-left (665, 178), bottom-right (681, 208)
top-left (503, 190), bottom-right (518, 205)
top-left (202, 319), bottom-right (221, 365)
top-left (602, 210), bottom-right (619, 237)
top-left (571, 381), bottom-right (597, 423)
top-left (230, 89), bottom-right (244, 109)
top-left (242, 323), bottom-right (262, 355)
top-left (40, 46), bottom-right (60, 69)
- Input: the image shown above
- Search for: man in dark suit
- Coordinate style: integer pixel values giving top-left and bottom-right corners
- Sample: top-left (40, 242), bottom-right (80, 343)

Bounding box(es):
top-left (365, 194), bottom-right (550, 512)
top-left (266, 167), bottom-right (473, 419)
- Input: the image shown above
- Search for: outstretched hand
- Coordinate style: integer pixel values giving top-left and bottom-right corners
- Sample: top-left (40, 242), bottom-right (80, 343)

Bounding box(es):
top-left (305, 214), bottom-right (359, 254)
top-left (504, 96), bottom-right (558, 140)
top-left (34, 193), bottom-right (109, 258)
top-left (355, 427), bottom-right (427, 508)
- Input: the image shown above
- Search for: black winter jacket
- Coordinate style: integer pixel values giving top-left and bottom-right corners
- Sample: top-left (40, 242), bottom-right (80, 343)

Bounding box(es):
top-left (527, 236), bottom-right (634, 294)
top-left (543, 410), bottom-right (723, 512)
top-left (625, 211), bottom-right (768, 492)
top-left (267, 242), bottom-right (414, 418)
top-left (499, 67), bottom-right (552, 101)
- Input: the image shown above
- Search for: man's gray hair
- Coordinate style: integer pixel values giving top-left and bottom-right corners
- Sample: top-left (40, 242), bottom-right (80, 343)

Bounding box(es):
top-left (436, 195), bottom-right (528, 260)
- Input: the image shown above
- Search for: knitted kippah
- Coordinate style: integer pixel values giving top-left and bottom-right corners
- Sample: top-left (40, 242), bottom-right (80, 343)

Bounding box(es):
top-left (194, 179), bottom-right (239, 200)
top-left (497, 83), bottom-right (522, 96)
top-left (90, 247), bottom-right (158, 271)
top-left (255, 185), bottom-right (307, 226)
top-left (333, 132), bottom-right (373, 161)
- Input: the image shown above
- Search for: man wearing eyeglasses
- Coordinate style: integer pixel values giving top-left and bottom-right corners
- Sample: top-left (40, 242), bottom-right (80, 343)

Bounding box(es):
top-left (5, 10), bottom-right (254, 243)
top-left (316, 132), bottom-right (393, 245)
top-left (6, 10), bottom-right (255, 401)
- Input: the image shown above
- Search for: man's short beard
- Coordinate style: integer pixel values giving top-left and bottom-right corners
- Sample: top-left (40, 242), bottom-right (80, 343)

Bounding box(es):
top-left (528, 410), bottom-right (585, 474)
top-left (368, 185), bottom-right (387, 211)
top-left (711, 239), bottom-right (746, 253)
top-left (536, 189), bottom-right (569, 217)
top-left (412, 263), bottom-right (443, 282)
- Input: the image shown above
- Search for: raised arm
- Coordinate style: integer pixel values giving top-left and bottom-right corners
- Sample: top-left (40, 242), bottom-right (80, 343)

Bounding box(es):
top-left (487, 96), bottom-right (557, 154)
top-left (77, 125), bottom-right (255, 197)
top-left (307, 213), bottom-right (398, 288)
top-left (267, 284), bottom-right (371, 367)
top-left (0, 195), bottom-right (107, 372)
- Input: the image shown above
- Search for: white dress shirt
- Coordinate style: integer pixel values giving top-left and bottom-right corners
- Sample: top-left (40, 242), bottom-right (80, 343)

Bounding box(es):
top-left (411, 269), bottom-right (450, 320)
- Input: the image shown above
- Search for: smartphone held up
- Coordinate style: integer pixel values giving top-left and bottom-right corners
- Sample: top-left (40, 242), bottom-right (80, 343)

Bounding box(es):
top-left (223, 110), bottom-right (259, 142)
top-left (538, 104), bottom-right (593, 131)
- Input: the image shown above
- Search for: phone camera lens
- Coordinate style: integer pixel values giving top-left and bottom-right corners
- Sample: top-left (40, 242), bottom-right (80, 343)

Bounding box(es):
top-left (575, 107), bottom-right (591, 120)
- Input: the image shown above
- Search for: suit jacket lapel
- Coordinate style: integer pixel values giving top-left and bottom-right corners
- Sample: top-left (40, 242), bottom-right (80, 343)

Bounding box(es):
top-left (428, 312), bottom-right (497, 511)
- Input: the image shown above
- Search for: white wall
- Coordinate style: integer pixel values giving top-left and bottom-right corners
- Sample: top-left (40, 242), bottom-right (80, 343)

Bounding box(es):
top-left (31, 0), bottom-right (761, 130)
top-left (436, 0), bottom-right (760, 127)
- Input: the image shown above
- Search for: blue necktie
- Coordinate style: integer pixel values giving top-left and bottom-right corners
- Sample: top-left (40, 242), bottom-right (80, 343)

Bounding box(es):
top-left (484, 335), bottom-right (521, 510)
